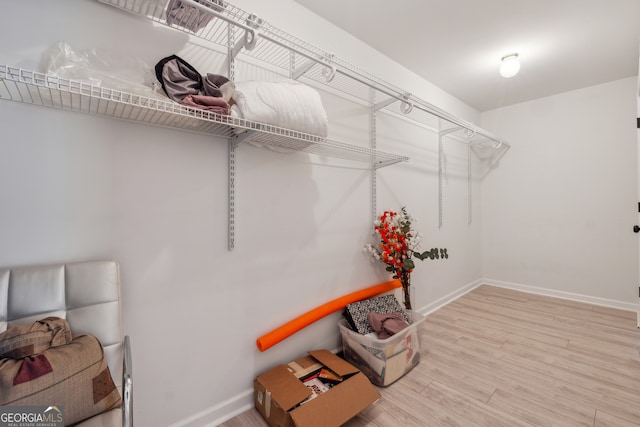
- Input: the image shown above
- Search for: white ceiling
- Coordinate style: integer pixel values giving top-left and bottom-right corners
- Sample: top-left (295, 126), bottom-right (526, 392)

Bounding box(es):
top-left (293, 0), bottom-right (640, 111)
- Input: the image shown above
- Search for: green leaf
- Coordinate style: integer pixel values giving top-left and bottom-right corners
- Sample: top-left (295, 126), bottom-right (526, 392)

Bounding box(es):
top-left (404, 259), bottom-right (415, 270)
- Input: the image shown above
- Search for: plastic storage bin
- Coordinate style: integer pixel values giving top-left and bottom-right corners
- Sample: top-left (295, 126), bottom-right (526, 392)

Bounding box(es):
top-left (338, 311), bottom-right (426, 386)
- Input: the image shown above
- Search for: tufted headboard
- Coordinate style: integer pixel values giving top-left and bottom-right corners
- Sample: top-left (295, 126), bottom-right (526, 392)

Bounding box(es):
top-left (0, 260), bottom-right (124, 392)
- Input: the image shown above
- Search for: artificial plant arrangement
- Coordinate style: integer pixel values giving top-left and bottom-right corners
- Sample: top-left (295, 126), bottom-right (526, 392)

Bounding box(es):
top-left (364, 207), bottom-right (448, 311)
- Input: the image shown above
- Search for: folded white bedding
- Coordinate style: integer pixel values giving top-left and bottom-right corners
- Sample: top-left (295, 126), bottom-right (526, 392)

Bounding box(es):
top-left (230, 79), bottom-right (328, 137)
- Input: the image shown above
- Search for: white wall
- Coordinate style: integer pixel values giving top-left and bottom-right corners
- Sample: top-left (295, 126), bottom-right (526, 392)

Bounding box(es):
top-left (481, 77), bottom-right (639, 306)
top-left (0, 1), bottom-right (486, 425)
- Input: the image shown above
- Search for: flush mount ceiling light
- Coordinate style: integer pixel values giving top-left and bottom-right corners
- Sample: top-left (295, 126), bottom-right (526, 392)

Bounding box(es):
top-left (500, 53), bottom-right (520, 78)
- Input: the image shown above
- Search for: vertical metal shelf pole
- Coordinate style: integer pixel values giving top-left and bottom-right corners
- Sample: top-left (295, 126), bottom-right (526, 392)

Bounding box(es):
top-left (228, 22), bottom-right (237, 251)
top-left (370, 88), bottom-right (377, 227)
top-left (438, 125), bottom-right (463, 229)
top-left (468, 143), bottom-right (472, 225)
top-left (438, 130), bottom-right (444, 229)
top-left (228, 139), bottom-right (237, 250)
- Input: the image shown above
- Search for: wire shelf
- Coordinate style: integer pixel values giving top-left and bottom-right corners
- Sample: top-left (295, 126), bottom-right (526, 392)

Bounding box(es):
top-left (0, 65), bottom-right (236, 136)
top-left (241, 129), bottom-right (407, 168)
top-left (0, 65), bottom-right (408, 167)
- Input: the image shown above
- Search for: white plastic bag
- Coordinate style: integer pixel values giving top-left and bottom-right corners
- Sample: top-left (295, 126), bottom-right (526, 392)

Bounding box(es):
top-left (39, 41), bottom-right (165, 99)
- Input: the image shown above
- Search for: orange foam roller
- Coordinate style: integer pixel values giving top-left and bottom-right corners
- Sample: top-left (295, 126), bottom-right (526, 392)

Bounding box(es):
top-left (256, 279), bottom-right (401, 352)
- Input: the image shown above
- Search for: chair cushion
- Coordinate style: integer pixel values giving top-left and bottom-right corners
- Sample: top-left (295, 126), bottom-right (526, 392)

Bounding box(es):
top-left (0, 317), bottom-right (72, 359)
top-left (0, 334), bottom-right (121, 425)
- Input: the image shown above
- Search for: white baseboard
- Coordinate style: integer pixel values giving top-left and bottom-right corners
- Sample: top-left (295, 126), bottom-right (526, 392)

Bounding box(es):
top-left (169, 389), bottom-right (254, 427)
top-left (415, 278), bottom-right (484, 317)
top-left (483, 278), bottom-right (639, 313)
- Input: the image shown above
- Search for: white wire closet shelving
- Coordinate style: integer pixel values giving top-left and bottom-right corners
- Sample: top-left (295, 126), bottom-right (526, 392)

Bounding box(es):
top-left (96, 0), bottom-right (510, 148)
top-left (96, 0), bottom-right (511, 231)
top-left (0, 65), bottom-right (407, 168)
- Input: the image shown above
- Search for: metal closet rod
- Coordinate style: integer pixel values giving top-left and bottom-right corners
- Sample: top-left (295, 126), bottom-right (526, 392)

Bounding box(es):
top-left (411, 98), bottom-right (510, 148)
top-left (181, 0), bottom-right (510, 148)
top-left (181, 0), bottom-right (334, 70)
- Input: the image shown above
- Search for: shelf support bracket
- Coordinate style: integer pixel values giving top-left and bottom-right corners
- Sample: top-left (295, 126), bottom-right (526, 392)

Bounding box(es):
top-left (229, 38), bottom-right (245, 61)
top-left (291, 59), bottom-right (316, 80)
top-left (373, 92), bottom-right (413, 113)
top-left (469, 137), bottom-right (491, 146)
top-left (233, 129), bottom-right (259, 145)
top-left (291, 52), bottom-right (335, 82)
top-left (439, 126), bottom-right (463, 137)
top-left (373, 97), bottom-right (397, 112)
top-left (228, 29), bottom-right (259, 61)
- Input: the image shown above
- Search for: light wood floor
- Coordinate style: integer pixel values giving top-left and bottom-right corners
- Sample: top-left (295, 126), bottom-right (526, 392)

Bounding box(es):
top-left (219, 285), bottom-right (640, 426)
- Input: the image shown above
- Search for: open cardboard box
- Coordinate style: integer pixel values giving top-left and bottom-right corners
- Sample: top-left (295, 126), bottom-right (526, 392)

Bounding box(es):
top-left (254, 349), bottom-right (381, 427)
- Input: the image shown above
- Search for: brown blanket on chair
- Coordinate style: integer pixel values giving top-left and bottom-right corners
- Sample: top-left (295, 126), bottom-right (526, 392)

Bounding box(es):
top-left (0, 333), bottom-right (121, 425)
top-left (0, 317), bottom-right (72, 359)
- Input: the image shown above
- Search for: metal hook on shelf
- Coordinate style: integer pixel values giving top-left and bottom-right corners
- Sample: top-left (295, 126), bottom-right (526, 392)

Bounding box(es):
top-left (321, 54), bottom-right (336, 82)
top-left (243, 14), bottom-right (262, 51)
top-left (322, 65), bottom-right (336, 82)
top-left (243, 28), bottom-right (258, 50)
top-left (400, 94), bottom-right (413, 114)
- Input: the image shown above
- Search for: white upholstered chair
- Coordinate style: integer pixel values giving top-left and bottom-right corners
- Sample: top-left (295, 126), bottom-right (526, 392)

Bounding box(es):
top-left (0, 259), bottom-right (132, 426)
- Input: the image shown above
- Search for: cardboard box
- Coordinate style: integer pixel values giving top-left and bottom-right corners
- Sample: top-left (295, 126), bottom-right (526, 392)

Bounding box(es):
top-left (338, 311), bottom-right (425, 386)
top-left (254, 349), bottom-right (381, 427)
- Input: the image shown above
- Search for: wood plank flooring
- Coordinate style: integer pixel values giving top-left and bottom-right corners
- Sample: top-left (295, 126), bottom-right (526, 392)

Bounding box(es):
top-left (219, 285), bottom-right (640, 426)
